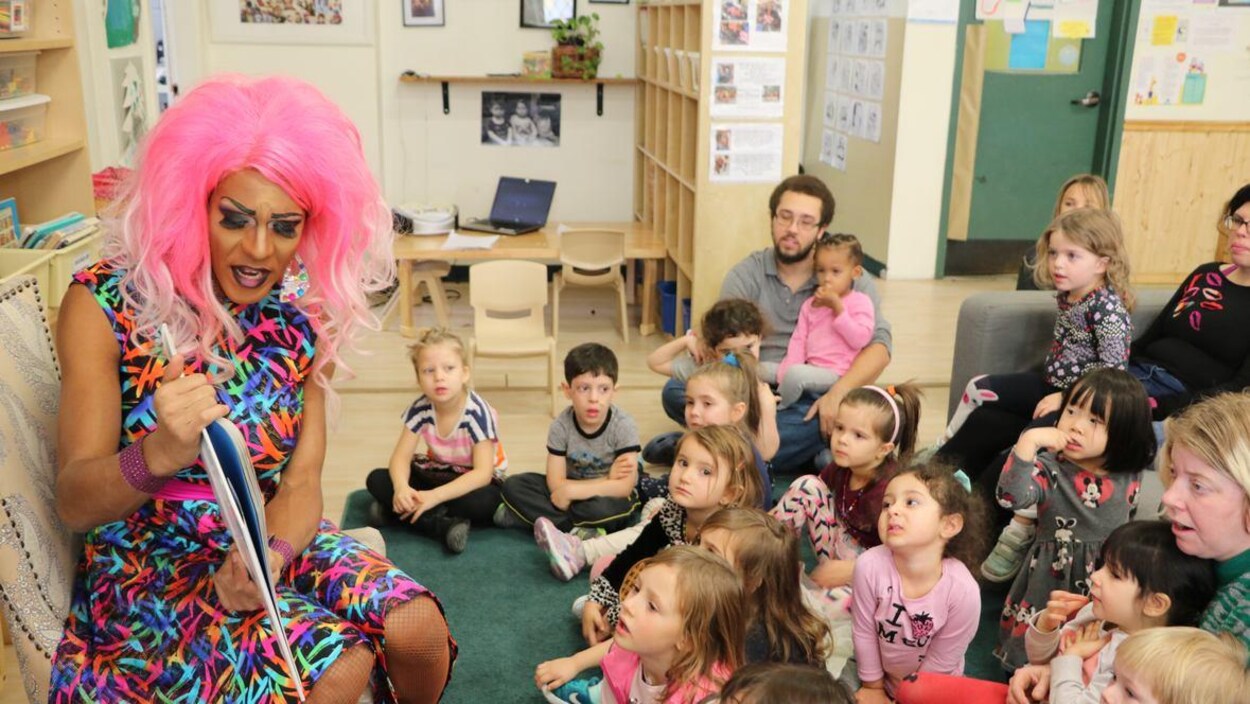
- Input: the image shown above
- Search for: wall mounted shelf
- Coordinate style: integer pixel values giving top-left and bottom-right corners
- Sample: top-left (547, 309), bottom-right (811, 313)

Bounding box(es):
top-left (398, 74), bottom-right (637, 115)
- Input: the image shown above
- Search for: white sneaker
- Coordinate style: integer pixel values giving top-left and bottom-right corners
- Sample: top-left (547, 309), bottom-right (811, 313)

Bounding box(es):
top-left (571, 594), bottom-right (588, 619)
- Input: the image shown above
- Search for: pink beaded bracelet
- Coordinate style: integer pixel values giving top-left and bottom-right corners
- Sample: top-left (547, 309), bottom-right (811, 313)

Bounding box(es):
top-left (119, 436), bottom-right (169, 494)
top-left (268, 536), bottom-right (296, 570)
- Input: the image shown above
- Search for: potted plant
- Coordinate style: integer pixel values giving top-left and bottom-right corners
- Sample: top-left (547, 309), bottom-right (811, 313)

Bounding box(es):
top-left (551, 13), bottom-right (602, 79)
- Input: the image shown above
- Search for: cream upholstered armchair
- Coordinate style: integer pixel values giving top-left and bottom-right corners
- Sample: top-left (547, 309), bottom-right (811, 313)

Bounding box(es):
top-left (0, 275), bottom-right (385, 703)
top-left (0, 275), bottom-right (77, 703)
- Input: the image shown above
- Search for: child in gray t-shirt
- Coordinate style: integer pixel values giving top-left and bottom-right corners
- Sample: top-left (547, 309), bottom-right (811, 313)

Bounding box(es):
top-left (497, 343), bottom-right (641, 535)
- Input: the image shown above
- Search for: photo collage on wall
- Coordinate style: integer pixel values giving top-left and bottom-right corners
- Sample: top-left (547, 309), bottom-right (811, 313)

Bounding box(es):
top-left (820, 0), bottom-right (888, 171)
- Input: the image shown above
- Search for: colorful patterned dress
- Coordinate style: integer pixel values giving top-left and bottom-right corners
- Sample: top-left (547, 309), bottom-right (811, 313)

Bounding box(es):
top-left (50, 261), bottom-right (455, 703)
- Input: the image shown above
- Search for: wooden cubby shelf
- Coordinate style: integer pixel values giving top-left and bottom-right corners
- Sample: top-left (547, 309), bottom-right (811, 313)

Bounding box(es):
top-left (635, 0), bottom-right (806, 333)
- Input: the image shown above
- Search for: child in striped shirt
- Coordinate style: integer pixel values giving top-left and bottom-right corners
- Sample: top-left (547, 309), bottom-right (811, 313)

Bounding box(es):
top-left (365, 328), bottom-right (508, 554)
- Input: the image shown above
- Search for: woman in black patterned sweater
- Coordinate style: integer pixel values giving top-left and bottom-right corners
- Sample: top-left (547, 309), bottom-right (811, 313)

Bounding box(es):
top-left (1129, 183), bottom-right (1250, 420)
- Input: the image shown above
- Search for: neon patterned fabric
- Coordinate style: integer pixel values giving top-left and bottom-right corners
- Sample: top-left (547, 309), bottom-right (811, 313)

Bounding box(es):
top-left (50, 260), bottom-right (455, 702)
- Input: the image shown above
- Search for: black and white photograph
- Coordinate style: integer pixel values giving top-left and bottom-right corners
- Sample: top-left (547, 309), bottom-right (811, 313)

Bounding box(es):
top-left (521, 0), bottom-right (575, 28)
top-left (481, 91), bottom-right (561, 147)
top-left (403, 0), bottom-right (444, 26)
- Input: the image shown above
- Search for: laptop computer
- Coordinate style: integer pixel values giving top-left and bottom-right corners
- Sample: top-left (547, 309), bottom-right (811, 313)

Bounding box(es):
top-left (460, 177), bottom-right (557, 236)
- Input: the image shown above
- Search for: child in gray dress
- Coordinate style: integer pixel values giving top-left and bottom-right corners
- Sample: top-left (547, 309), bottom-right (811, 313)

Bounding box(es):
top-left (995, 368), bottom-right (1157, 669)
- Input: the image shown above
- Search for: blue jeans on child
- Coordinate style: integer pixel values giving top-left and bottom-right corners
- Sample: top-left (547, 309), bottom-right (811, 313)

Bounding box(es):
top-left (1128, 360), bottom-right (1187, 446)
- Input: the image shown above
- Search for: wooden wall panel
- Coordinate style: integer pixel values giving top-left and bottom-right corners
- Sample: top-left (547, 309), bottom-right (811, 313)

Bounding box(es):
top-left (1113, 123), bottom-right (1250, 286)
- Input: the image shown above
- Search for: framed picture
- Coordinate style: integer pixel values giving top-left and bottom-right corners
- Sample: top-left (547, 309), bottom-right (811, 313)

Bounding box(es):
top-left (209, 0), bottom-right (374, 45)
top-left (589, 0), bottom-right (629, 4)
top-left (403, 0), bottom-right (444, 26)
top-left (521, 0), bottom-right (575, 29)
top-left (481, 91), bottom-right (561, 147)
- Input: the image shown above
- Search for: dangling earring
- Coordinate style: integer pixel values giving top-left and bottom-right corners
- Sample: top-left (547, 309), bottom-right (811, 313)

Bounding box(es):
top-left (280, 256), bottom-right (309, 303)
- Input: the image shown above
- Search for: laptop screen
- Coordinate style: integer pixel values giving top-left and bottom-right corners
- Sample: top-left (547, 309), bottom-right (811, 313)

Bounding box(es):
top-left (487, 177), bottom-right (557, 226)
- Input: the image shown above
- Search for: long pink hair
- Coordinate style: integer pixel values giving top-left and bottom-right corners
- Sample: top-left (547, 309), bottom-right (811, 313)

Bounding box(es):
top-left (103, 75), bottom-right (394, 410)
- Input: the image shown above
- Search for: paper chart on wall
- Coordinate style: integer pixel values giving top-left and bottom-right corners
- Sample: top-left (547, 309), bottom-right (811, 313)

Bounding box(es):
top-left (823, 92), bottom-right (839, 128)
top-left (715, 0), bottom-right (788, 52)
top-left (709, 123), bottom-right (784, 183)
top-left (710, 57), bottom-right (786, 118)
top-left (907, 0), bottom-right (959, 23)
top-left (1053, 0), bottom-right (1098, 38)
top-left (819, 129), bottom-right (849, 171)
top-left (1131, 51), bottom-right (1207, 106)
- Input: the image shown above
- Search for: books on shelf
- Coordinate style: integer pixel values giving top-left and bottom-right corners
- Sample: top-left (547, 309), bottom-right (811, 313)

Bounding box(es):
top-left (16, 212), bottom-right (99, 250)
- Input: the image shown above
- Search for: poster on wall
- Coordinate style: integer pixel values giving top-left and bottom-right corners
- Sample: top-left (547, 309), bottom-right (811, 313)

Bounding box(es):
top-left (714, 0), bottom-right (788, 52)
top-left (709, 123), bottom-right (783, 183)
top-left (111, 57), bottom-right (148, 166)
top-left (819, 130), bottom-right (847, 171)
top-left (984, 20), bottom-right (1082, 73)
top-left (709, 57), bottom-right (786, 118)
top-left (481, 92), bottom-right (561, 146)
top-left (105, 0), bottom-right (140, 48)
top-left (1131, 52), bottom-right (1207, 106)
top-left (210, 0), bottom-right (373, 44)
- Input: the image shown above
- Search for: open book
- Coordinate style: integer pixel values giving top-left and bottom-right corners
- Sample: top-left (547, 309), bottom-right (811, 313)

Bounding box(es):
top-left (200, 417), bottom-right (307, 701)
top-left (160, 325), bottom-right (306, 701)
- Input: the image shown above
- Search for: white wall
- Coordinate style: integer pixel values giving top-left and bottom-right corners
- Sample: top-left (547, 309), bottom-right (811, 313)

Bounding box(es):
top-left (120, 1), bottom-right (637, 222)
top-left (376, 1), bottom-right (637, 220)
top-left (885, 21), bottom-right (956, 280)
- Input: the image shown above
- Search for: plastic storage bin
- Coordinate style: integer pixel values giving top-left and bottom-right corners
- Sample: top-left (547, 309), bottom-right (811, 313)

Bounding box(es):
top-left (0, 0), bottom-right (31, 37)
top-left (0, 93), bottom-right (49, 151)
top-left (0, 52), bottom-right (37, 101)
top-left (46, 230), bottom-right (103, 308)
top-left (657, 280), bottom-right (692, 337)
top-left (0, 249), bottom-right (54, 308)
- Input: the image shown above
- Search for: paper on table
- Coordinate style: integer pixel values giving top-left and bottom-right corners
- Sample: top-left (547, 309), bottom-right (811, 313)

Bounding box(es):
top-left (440, 230), bottom-right (500, 251)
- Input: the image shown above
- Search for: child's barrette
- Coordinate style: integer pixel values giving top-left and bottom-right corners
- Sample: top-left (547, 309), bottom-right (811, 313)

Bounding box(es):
top-left (952, 469), bottom-right (973, 494)
top-left (723, 352), bottom-right (740, 368)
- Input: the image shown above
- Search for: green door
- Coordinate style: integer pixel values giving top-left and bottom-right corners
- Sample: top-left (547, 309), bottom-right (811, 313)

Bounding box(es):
top-left (952, 1), bottom-right (1134, 245)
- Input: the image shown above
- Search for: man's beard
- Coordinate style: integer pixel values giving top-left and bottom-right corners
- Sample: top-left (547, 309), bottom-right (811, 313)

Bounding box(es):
top-left (774, 238), bottom-right (816, 265)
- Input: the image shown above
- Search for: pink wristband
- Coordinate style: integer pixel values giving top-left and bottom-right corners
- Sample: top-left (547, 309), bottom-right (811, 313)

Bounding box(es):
top-left (119, 436), bottom-right (169, 494)
top-left (268, 536), bottom-right (296, 569)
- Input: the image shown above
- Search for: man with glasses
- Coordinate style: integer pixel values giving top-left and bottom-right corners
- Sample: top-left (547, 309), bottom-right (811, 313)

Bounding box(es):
top-left (657, 174), bottom-right (892, 473)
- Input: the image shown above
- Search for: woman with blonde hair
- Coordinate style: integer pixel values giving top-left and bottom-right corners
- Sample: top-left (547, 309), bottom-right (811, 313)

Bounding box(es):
top-left (1161, 391), bottom-right (1250, 649)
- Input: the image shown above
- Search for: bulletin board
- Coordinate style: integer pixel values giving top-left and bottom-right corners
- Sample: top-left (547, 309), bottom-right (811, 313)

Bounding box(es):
top-left (801, 0), bottom-right (907, 268)
top-left (1125, 0), bottom-right (1250, 121)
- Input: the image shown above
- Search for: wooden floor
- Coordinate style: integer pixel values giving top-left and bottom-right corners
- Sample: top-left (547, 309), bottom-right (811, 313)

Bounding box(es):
top-left (0, 273), bottom-right (1013, 699)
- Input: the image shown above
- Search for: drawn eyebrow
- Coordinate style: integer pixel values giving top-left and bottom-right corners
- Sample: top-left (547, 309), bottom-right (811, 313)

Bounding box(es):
top-left (222, 197), bottom-right (255, 216)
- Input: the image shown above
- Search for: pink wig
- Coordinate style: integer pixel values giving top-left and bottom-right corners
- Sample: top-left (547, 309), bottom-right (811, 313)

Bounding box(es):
top-left (103, 74), bottom-right (394, 406)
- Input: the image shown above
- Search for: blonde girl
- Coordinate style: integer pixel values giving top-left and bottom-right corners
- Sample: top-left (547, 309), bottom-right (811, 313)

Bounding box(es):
top-left (1018, 173), bottom-right (1110, 290)
top-left (536, 546), bottom-right (745, 704)
top-left (581, 426), bottom-right (764, 646)
top-left (364, 327), bottom-right (507, 554)
top-left (535, 359), bottom-right (776, 582)
top-left (851, 464), bottom-right (989, 704)
top-left (770, 384), bottom-right (922, 593)
top-left (1103, 627), bottom-right (1250, 704)
top-left (698, 508), bottom-right (831, 667)
top-left (937, 208), bottom-right (1135, 582)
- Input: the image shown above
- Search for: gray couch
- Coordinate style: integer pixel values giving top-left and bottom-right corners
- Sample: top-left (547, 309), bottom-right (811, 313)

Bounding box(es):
top-left (945, 287), bottom-right (1176, 517)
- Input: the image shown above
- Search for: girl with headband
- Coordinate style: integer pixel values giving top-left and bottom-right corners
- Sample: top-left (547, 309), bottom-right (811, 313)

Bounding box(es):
top-left (770, 384), bottom-right (922, 623)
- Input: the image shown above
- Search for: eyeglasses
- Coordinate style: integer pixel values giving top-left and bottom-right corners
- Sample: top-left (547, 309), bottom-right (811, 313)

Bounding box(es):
top-left (1223, 214), bottom-right (1250, 233)
top-left (773, 210), bottom-right (822, 232)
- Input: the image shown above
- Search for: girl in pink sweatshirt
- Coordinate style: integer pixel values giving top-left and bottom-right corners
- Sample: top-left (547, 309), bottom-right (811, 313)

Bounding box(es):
top-left (850, 464), bottom-right (990, 703)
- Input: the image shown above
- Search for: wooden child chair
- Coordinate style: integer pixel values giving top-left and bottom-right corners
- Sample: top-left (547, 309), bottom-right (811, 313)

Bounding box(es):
top-left (552, 228), bottom-right (629, 342)
top-left (467, 260), bottom-right (559, 416)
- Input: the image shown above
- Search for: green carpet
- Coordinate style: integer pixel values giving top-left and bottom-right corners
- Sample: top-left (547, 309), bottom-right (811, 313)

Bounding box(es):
top-left (340, 489), bottom-right (1008, 702)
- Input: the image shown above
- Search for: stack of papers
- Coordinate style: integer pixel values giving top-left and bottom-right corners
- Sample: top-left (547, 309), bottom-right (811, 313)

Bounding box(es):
top-left (440, 230), bottom-right (499, 251)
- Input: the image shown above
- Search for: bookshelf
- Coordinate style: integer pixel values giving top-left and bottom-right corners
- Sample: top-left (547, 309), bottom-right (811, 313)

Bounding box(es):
top-left (0, 0), bottom-right (94, 223)
top-left (635, 0), bottom-right (808, 333)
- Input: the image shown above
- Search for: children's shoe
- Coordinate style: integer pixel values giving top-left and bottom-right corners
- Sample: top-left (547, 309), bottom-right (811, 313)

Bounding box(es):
top-left (570, 525), bottom-right (607, 541)
top-left (492, 502), bottom-right (526, 529)
top-left (444, 518), bottom-right (471, 554)
top-left (571, 594), bottom-right (589, 619)
top-left (548, 676), bottom-right (603, 704)
top-left (981, 523), bottom-right (1035, 582)
top-left (365, 500), bottom-right (396, 528)
top-left (641, 431), bottom-right (681, 466)
top-left (535, 517), bottom-right (587, 581)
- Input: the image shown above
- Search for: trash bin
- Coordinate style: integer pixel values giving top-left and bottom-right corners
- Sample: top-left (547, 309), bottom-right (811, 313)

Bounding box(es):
top-left (658, 281), bottom-right (692, 336)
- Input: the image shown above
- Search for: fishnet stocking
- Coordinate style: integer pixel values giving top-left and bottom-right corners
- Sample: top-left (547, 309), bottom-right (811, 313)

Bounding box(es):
top-left (384, 595), bottom-right (453, 704)
top-left (306, 642), bottom-right (374, 704)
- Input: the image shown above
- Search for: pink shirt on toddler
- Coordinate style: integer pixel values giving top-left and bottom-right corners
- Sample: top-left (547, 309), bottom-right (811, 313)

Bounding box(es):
top-left (851, 545), bottom-right (981, 697)
top-left (776, 290), bottom-right (875, 382)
